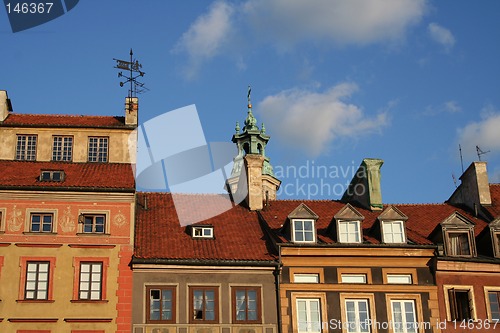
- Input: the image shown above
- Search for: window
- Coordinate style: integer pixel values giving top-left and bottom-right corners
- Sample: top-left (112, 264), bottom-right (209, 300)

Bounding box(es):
top-left (296, 298), bottom-right (321, 333)
top-left (25, 261), bottom-right (50, 300)
top-left (147, 286), bottom-right (176, 323)
top-left (391, 300), bottom-right (417, 333)
top-left (30, 213), bottom-right (53, 233)
top-left (82, 214), bottom-right (106, 234)
top-left (294, 274), bottom-right (320, 283)
top-left (293, 220), bottom-right (315, 243)
top-left (232, 287), bottom-right (261, 323)
top-left (447, 232), bottom-right (471, 256)
top-left (341, 274), bottom-right (367, 284)
top-left (88, 137), bottom-right (108, 162)
top-left (16, 135), bottom-right (37, 160)
top-left (448, 288), bottom-right (474, 321)
top-left (387, 274), bottom-right (412, 284)
top-left (492, 231), bottom-right (500, 258)
top-left (338, 221), bottom-right (361, 243)
top-left (345, 299), bottom-right (370, 333)
top-left (382, 221), bottom-right (405, 243)
top-left (40, 170), bottom-right (65, 182)
top-left (192, 226), bottom-right (213, 238)
top-left (52, 136), bottom-right (73, 161)
top-left (190, 286), bottom-right (218, 323)
top-left (79, 262), bottom-right (103, 300)
top-left (487, 291), bottom-right (500, 322)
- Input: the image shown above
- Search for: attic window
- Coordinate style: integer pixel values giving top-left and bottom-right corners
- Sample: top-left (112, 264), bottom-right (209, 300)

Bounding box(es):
top-left (381, 220), bottom-right (406, 243)
top-left (40, 170), bottom-right (65, 182)
top-left (192, 226), bottom-right (213, 239)
top-left (291, 219), bottom-right (315, 243)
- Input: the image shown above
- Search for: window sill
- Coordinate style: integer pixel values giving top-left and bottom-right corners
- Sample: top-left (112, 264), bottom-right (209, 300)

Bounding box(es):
top-left (16, 299), bottom-right (55, 303)
top-left (76, 233), bottom-right (110, 237)
top-left (22, 232), bottom-right (57, 235)
top-left (70, 299), bottom-right (109, 303)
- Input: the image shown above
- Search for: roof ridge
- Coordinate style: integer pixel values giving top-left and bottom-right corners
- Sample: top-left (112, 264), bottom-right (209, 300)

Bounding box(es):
top-left (8, 113), bottom-right (122, 118)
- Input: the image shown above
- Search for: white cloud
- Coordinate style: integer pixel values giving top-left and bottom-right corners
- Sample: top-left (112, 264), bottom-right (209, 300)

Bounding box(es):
top-left (257, 83), bottom-right (389, 156)
top-left (173, 0), bottom-right (428, 77)
top-left (424, 100), bottom-right (461, 116)
top-left (244, 0), bottom-right (427, 47)
top-left (428, 22), bottom-right (456, 51)
top-left (173, 1), bottom-right (235, 79)
top-left (457, 108), bottom-right (500, 159)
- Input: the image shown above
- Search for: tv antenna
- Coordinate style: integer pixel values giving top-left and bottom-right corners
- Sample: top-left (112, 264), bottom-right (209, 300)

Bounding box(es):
top-left (476, 145), bottom-right (490, 161)
top-left (459, 144), bottom-right (464, 173)
top-left (114, 49), bottom-right (148, 97)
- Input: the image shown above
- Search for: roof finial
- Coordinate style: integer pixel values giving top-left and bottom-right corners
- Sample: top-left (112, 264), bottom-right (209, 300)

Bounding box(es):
top-left (247, 85), bottom-right (252, 111)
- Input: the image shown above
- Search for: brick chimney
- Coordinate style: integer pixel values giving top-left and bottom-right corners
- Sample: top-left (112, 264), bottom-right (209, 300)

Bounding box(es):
top-left (0, 90), bottom-right (13, 122)
top-left (342, 158), bottom-right (384, 211)
top-left (125, 97), bottom-right (138, 126)
top-left (448, 161), bottom-right (491, 212)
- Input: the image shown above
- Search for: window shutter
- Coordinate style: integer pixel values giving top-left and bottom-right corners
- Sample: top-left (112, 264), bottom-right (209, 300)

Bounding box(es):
top-left (448, 288), bottom-right (458, 320)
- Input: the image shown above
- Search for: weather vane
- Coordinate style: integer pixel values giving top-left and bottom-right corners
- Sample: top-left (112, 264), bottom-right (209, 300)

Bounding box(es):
top-left (114, 49), bottom-right (148, 97)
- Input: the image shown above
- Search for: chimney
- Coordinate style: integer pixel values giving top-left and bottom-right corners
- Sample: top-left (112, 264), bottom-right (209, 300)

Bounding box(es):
top-left (125, 96), bottom-right (138, 126)
top-left (341, 158), bottom-right (384, 211)
top-left (448, 161), bottom-right (491, 211)
top-left (0, 90), bottom-right (13, 122)
top-left (244, 154), bottom-right (265, 211)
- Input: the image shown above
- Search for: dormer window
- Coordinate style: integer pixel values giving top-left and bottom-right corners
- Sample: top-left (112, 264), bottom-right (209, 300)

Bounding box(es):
top-left (334, 204), bottom-right (364, 244)
top-left (378, 206), bottom-right (408, 244)
top-left (382, 221), bottom-right (406, 243)
top-left (440, 212), bottom-right (476, 258)
top-left (490, 218), bottom-right (500, 258)
top-left (287, 203), bottom-right (319, 244)
top-left (192, 226), bottom-right (214, 239)
top-left (40, 170), bottom-right (65, 182)
top-left (338, 221), bottom-right (361, 243)
top-left (292, 220), bottom-right (315, 243)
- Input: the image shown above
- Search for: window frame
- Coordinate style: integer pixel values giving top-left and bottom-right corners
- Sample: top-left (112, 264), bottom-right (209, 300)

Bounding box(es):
top-left (293, 274), bottom-right (320, 284)
top-left (19, 257), bottom-right (56, 302)
top-left (340, 293), bottom-right (378, 333)
top-left (189, 286), bottom-right (219, 323)
top-left (77, 211), bottom-right (110, 235)
top-left (491, 230), bottom-right (500, 259)
top-left (291, 292), bottom-right (328, 333)
top-left (443, 285), bottom-right (476, 322)
top-left (443, 229), bottom-right (475, 257)
top-left (484, 287), bottom-right (500, 322)
top-left (191, 226), bottom-right (214, 239)
top-left (146, 285), bottom-right (176, 324)
top-left (52, 135), bottom-right (74, 162)
top-left (292, 219), bottom-right (316, 243)
top-left (88, 136), bottom-right (109, 163)
top-left (381, 220), bottom-right (406, 244)
top-left (0, 208), bottom-right (6, 233)
top-left (15, 134), bottom-right (37, 161)
top-left (72, 257), bottom-right (109, 302)
top-left (78, 262), bottom-right (103, 301)
top-left (29, 213), bottom-right (54, 233)
top-left (231, 286), bottom-right (262, 324)
top-left (290, 268), bottom-right (324, 284)
top-left (337, 268), bottom-right (372, 284)
top-left (382, 268), bottom-right (418, 285)
top-left (385, 294), bottom-right (424, 333)
top-left (338, 220), bottom-right (362, 244)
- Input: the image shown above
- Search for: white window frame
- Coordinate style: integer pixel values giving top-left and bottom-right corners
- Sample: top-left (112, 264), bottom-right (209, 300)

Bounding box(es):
top-left (79, 262), bottom-right (103, 300)
top-left (338, 220), bottom-right (361, 243)
top-left (345, 299), bottom-right (370, 333)
top-left (88, 136), bottom-right (109, 162)
top-left (292, 219), bottom-right (316, 243)
top-left (484, 287), bottom-right (500, 322)
top-left (294, 274), bottom-right (320, 283)
top-left (296, 298), bottom-right (322, 333)
top-left (386, 274), bottom-right (413, 284)
top-left (390, 299), bottom-right (418, 333)
top-left (25, 261), bottom-right (50, 300)
top-left (382, 220), bottom-right (406, 243)
top-left (52, 135), bottom-right (73, 161)
top-left (192, 226), bottom-right (214, 238)
top-left (341, 274), bottom-right (367, 284)
top-left (16, 134), bottom-right (37, 161)
top-left (443, 285), bottom-right (476, 321)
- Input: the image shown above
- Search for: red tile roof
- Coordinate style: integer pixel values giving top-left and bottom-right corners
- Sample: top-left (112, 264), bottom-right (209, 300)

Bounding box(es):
top-left (259, 200), bottom-right (487, 245)
top-left (486, 184), bottom-right (500, 218)
top-left (1, 113), bottom-right (131, 128)
top-left (0, 160), bottom-right (135, 190)
top-left (134, 192), bottom-right (276, 262)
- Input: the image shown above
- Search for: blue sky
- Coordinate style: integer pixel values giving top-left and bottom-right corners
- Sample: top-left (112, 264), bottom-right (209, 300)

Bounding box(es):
top-left (2, 0), bottom-right (500, 204)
